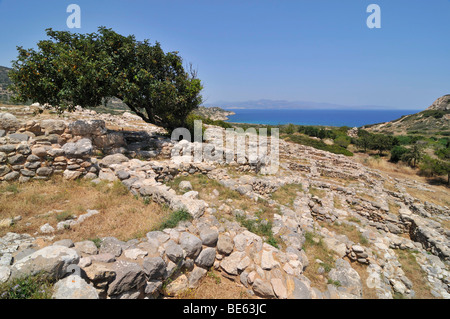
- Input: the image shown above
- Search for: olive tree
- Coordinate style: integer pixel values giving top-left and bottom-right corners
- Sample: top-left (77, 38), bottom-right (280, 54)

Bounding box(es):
top-left (9, 27), bottom-right (203, 132)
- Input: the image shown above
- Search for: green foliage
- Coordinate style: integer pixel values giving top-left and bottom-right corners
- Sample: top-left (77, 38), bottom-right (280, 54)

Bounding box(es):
top-left (0, 273), bottom-right (53, 299)
top-left (55, 211), bottom-right (75, 222)
top-left (420, 155), bottom-right (450, 185)
top-left (401, 143), bottom-right (424, 168)
top-left (283, 123), bottom-right (296, 135)
top-left (9, 27), bottom-right (203, 131)
top-left (334, 135), bottom-right (351, 149)
top-left (390, 145), bottom-right (409, 163)
top-left (89, 237), bottom-right (103, 249)
top-left (236, 215), bottom-right (279, 248)
top-left (154, 209), bottom-right (192, 231)
top-left (421, 109), bottom-right (449, 119)
top-left (286, 134), bottom-right (353, 156)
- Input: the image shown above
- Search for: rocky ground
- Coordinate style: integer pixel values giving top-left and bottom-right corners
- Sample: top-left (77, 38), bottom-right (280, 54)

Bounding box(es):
top-left (0, 103), bottom-right (449, 299)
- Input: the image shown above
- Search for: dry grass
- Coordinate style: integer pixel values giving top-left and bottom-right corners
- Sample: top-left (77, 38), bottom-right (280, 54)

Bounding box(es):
top-left (387, 200), bottom-right (401, 215)
top-left (0, 177), bottom-right (169, 242)
top-left (175, 270), bottom-right (256, 299)
top-left (271, 183), bottom-right (303, 207)
top-left (318, 221), bottom-right (369, 247)
top-left (394, 249), bottom-right (437, 299)
top-left (404, 186), bottom-right (450, 208)
top-left (302, 231), bottom-right (335, 292)
top-left (346, 259), bottom-right (378, 299)
top-left (309, 187), bottom-right (326, 198)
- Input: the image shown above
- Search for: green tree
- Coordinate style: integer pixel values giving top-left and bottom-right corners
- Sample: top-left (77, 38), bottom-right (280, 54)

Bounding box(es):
top-left (370, 134), bottom-right (398, 156)
top-left (9, 27), bottom-right (203, 132)
top-left (390, 145), bottom-right (408, 163)
top-left (420, 155), bottom-right (450, 185)
top-left (401, 143), bottom-right (424, 168)
top-left (355, 129), bottom-right (373, 153)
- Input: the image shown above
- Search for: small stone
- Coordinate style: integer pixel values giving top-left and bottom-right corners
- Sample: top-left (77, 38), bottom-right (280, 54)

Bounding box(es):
top-left (217, 234), bottom-right (234, 255)
top-left (253, 278), bottom-right (275, 298)
top-left (52, 275), bottom-right (99, 299)
top-left (195, 247), bottom-right (216, 268)
top-left (40, 223), bottom-right (55, 234)
top-left (124, 248), bottom-right (148, 260)
top-left (74, 241), bottom-right (99, 255)
top-left (179, 181), bottom-right (193, 191)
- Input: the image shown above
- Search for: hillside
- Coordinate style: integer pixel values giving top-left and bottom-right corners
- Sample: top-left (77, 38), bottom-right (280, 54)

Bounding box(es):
top-left (0, 103), bottom-right (449, 300)
top-left (0, 66), bottom-right (12, 103)
top-left (364, 95), bottom-right (450, 136)
top-left (193, 106), bottom-right (235, 121)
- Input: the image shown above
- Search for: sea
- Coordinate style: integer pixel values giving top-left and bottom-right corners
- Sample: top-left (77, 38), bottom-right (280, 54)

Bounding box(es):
top-left (226, 109), bottom-right (418, 127)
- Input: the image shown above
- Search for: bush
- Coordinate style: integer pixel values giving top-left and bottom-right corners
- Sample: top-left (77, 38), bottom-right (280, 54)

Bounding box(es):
top-left (154, 209), bottom-right (192, 230)
top-left (390, 146), bottom-right (409, 163)
top-left (0, 273), bottom-right (53, 299)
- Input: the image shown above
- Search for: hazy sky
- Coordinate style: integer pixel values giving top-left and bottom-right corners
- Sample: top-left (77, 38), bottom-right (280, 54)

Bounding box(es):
top-left (0, 0), bottom-right (449, 109)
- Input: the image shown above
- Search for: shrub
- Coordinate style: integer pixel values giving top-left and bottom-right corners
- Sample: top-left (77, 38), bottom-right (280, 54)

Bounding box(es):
top-left (154, 209), bottom-right (192, 230)
top-left (390, 146), bottom-right (409, 163)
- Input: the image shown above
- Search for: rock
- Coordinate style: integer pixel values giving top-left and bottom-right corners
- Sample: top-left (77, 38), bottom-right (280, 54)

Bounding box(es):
top-left (40, 119), bottom-right (67, 135)
top-left (3, 171), bottom-right (19, 181)
top-left (7, 154), bottom-right (25, 165)
top-left (10, 245), bottom-right (79, 281)
top-left (0, 253), bottom-right (13, 266)
top-left (40, 223), bottom-right (55, 234)
top-left (199, 228), bottom-right (219, 247)
top-left (83, 262), bottom-right (116, 287)
top-left (179, 181), bottom-right (193, 191)
top-left (99, 237), bottom-right (124, 257)
top-left (7, 133), bottom-right (29, 142)
top-left (253, 279), bottom-right (276, 298)
top-left (195, 247), bottom-right (216, 268)
top-left (100, 153), bottom-right (129, 167)
top-left (91, 253), bottom-right (116, 263)
top-left (62, 138), bottom-right (93, 158)
top-left (271, 278), bottom-right (287, 299)
top-left (36, 166), bottom-right (53, 177)
top-left (390, 278), bottom-right (407, 295)
top-left (52, 275), bottom-right (99, 299)
top-left (68, 120), bottom-right (106, 136)
top-left (0, 266), bottom-right (11, 283)
top-left (124, 248), bottom-right (148, 260)
top-left (328, 259), bottom-right (363, 298)
top-left (180, 232), bottom-right (202, 259)
top-left (31, 146), bottom-right (48, 157)
top-left (188, 267), bottom-right (207, 288)
top-left (165, 274), bottom-right (188, 296)
top-left (287, 278), bottom-right (312, 299)
top-left (0, 113), bottom-right (19, 131)
top-left (99, 169), bottom-right (118, 182)
top-left (0, 218), bottom-right (13, 228)
top-left (183, 191), bottom-right (199, 199)
top-left (217, 234), bottom-right (234, 255)
top-left (220, 251), bottom-right (245, 275)
top-left (145, 280), bottom-right (163, 295)
top-left (261, 250), bottom-right (280, 270)
top-left (78, 257), bottom-right (92, 268)
top-left (107, 261), bottom-right (146, 296)
top-left (143, 257), bottom-right (166, 280)
top-left (116, 170), bottom-right (130, 180)
top-left (352, 245), bottom-right (365, 253)
top-left (74, 241), bottom-right (99, 255)
top-left (63, 170), bottom-right (82, 180)
top-left (323, 238), bottom-right (347, 258)
top-left (165, 240), bottom-right (184, 263)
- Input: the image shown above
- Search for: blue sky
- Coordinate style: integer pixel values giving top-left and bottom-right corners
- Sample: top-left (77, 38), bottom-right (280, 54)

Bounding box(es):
top-left (0, 0), bottom-right (449, 109)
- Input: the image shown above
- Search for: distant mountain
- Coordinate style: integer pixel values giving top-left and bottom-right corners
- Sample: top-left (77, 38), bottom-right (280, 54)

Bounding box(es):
top-left (205, 99), bottom-right (406, 110)
top-left (363, 95), bottom-right (450, 136)
top-left (193, 106), bottom-right (235, 121)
